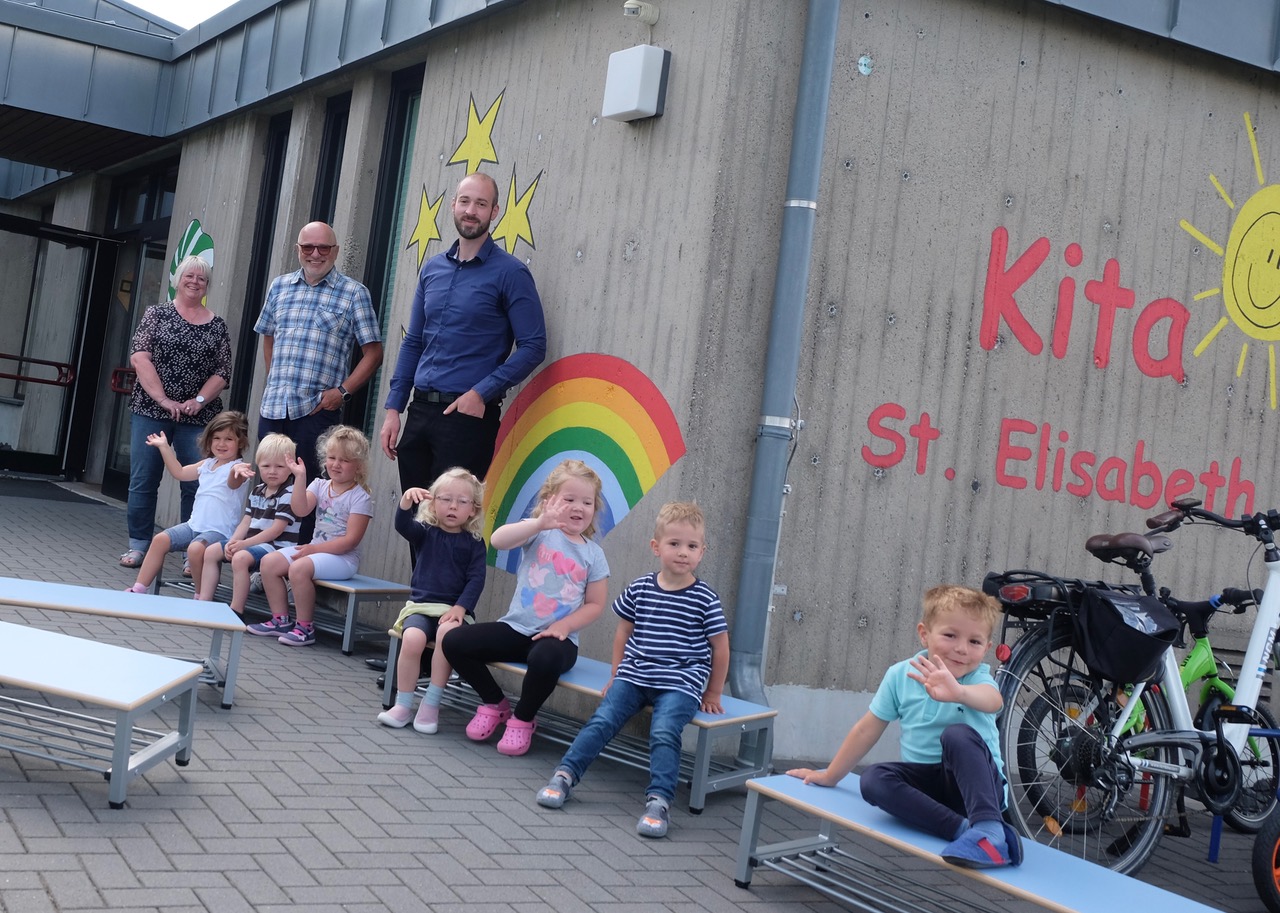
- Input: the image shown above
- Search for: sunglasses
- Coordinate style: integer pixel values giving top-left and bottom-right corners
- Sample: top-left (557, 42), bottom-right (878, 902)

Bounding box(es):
top-left (297, 243), bottom-right (335, 255)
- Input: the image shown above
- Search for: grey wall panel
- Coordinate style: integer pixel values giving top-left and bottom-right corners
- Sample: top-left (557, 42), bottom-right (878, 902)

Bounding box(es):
top-left (1172, 0), bottom-right (1280, 69)
top-left (6, 30), bottom-right (95, 120)
top-left (267, 3), bottom-right (313, 94)
top-left (83, 47), bottom-right (165, 130)
top-left (208, 30), bottom-right (248, 120)
top-left (303, 0), bottom-right (348, 74)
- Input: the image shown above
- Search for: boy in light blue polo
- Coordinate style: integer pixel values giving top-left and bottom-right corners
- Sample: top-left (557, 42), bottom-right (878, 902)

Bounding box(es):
top-left (787, 584), bottom-right (1022, 869)
top-left (534, 501), bottom-right (729, 838)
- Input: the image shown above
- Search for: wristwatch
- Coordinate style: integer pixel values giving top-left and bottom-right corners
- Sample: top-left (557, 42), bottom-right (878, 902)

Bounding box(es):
top-left (194, 394), bottom-right (206, 404)
top-left (338, 384), bottom-right (352, 402)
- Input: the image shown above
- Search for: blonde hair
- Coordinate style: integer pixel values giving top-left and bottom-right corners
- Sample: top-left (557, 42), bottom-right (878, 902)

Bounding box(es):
top-left (530, 459), bottom-right (604, 539)
top-left (654, 501), bottom-right (706, 541)
top-left (174, 254), bottom-right (211, 284)
top-left (255, 432), bottom-right (296, 465)
top-left (197, 410), bottom-right (248, 459)
top-left (921, 584), bottom-right (1000, 636)
top-left (317, 425), bottom-right (371, 491)
top-left (418, 467), bottom-right (484, 539)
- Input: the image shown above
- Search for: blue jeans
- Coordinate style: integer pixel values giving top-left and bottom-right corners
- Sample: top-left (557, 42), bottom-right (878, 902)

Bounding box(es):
top-left (557, 679), bottom-right (700, 803)
top-left (127, 413), bottom-right (202, 552)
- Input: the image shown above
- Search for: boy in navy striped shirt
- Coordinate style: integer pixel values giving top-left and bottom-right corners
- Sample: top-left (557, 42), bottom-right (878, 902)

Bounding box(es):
top-left (535, 501), bottom-right (729, 837)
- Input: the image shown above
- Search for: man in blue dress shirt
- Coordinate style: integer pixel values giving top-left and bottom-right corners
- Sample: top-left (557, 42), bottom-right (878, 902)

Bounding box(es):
top-left (379, 172), bottom-right (547, 492)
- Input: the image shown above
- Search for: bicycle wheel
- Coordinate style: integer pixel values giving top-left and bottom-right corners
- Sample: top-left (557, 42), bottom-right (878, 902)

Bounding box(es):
top-left (997, 623), bottom-right (1177, 874)
top-left (1226, 702), bottom-right (1280, 833)
top-left (1253, 804), bottom-right (1280, 913)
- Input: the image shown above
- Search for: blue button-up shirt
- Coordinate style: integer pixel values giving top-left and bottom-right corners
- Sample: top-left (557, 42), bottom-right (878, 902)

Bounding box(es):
top-left (254, 267), bottom-right (381, 420)
top-left (384, 236), bottom-right (546, 412)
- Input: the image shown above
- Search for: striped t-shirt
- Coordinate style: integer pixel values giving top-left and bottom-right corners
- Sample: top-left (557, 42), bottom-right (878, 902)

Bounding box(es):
top-left (613, 573), bottom-right (728, 701)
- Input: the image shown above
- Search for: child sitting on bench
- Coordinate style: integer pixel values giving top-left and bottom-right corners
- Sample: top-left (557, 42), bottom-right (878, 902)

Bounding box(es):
top-left (787, 584), bottom-right (1022, 869)
top-left (376, 467), bottom-right (486, 733)
top-left (534, 501), bottom-right (728, 839)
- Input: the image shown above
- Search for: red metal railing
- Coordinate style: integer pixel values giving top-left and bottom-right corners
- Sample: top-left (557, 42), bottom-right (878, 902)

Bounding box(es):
top-left (0, 352), bottom-right (74, 387)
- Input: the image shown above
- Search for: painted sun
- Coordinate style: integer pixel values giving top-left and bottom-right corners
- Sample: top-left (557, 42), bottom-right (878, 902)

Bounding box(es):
top-left (1181, 111), bottom-right (1280, 409)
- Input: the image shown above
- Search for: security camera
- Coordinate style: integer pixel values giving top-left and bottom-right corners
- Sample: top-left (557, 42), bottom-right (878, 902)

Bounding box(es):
top-left (622, 0), bottom-right (659, 26)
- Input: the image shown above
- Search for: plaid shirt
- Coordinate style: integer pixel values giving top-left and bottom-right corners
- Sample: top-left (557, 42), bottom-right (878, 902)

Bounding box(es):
top-left (254, 267), bottom-right (380, 420)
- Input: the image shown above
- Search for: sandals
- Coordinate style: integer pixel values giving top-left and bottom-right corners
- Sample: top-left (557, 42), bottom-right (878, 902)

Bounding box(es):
top-left (182, 557), bottom-right (192, 578)
top-left (496, 717), bottom-right (536, 756)
top-left (465, 700), bottom-right (512, 741)
top-left (119, 549), bottom-right (145, 568)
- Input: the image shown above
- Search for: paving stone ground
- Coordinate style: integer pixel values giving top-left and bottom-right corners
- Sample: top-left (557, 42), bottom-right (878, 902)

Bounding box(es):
top-left (0, 485), bottom-right (1263, 911)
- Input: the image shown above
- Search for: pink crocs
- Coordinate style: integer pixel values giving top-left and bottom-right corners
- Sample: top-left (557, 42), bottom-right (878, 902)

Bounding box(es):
top-left (496, 717), bottom-right (537, 756)
top-left (465, 700), bottom-right (512, 741)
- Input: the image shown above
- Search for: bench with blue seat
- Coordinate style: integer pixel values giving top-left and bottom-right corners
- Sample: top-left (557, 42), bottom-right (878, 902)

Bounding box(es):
top-left (162, 570), bottom-right (409, 656)
top-left (735, 771), bottom-right (1224, 913)
top-left (381, 632), bottom-right (776, 812)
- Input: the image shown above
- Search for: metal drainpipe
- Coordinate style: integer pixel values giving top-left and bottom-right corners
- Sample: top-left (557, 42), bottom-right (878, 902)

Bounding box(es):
top-left (729, 0), bottom-right (841, 705)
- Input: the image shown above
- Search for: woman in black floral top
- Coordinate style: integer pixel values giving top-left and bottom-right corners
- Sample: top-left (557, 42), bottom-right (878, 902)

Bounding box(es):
top-left (121, 255), bottom-right (233, 568)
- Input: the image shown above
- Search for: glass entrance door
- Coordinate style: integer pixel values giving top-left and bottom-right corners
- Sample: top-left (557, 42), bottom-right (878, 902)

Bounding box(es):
top-left (0, 213), bottom-right (118, 476)
top-left (100, 241), bottom-right (169, 501)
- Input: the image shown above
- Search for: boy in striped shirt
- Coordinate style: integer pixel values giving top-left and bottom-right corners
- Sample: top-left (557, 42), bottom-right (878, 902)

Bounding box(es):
top-left (535, 501), bottom-right (729, 837)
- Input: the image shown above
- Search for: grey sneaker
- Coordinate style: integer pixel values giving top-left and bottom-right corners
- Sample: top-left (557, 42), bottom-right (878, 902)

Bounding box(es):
top-left (536, 772), bottom-right (573, 809)
top-left (636, 796), bottom-right (669, 838)
top-left (249, 571), bottom-right (264, 593)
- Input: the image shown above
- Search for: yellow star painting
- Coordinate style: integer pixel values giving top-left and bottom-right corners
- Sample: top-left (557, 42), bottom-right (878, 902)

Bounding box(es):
top-left (448, 92), bottom-right (504, 175)
top-left (491, 169), bottom-right (542, 254)
top-left (406, 186), bottom-right (444, 268)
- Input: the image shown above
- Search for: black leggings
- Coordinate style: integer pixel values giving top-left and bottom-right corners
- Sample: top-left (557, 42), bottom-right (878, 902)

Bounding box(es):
top-left (441, 621), bottom-right (578, 722)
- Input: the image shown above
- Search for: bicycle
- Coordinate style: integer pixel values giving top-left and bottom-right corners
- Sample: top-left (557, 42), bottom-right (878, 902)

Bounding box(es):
top-left (985, 498), bottom-right (1280, 874)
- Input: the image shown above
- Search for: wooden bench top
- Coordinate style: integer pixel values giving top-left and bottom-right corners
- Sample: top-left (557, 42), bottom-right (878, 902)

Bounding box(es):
top-left (0, 577), bottom-right (243, 632)
top-left (746, 773), bottom-right (1223, 913)
top-left (0, 620), bottom-right (202, 711)
top-left (491, 656), bottom-right (778, 729)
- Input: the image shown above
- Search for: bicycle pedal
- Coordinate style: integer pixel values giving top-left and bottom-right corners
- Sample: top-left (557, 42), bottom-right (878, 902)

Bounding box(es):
top-left (1213, 703), bottom-right (1261, 725)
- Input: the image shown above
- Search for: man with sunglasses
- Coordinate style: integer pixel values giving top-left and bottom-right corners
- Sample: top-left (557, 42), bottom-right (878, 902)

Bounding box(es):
top-left (254, 221), bottom-right (383, 512)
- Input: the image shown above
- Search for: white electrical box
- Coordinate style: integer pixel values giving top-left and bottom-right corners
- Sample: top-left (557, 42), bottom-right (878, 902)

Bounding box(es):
top-left (601, 45), bottom-right (672, 123)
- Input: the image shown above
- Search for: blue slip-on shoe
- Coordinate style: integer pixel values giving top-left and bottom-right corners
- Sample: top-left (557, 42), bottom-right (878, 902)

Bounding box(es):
top-left (1001, 822), bottom-right (1023, 866)
top-left (940, 824), bottom-right (1020, 869)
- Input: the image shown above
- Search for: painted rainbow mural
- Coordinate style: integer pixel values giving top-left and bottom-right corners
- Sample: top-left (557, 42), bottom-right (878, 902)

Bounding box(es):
top-left (484, 353), bottom-right (686, 571)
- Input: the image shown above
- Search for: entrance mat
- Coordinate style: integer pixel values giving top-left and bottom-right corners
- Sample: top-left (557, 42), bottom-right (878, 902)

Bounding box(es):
top-left (0, 478), bottom-right (102, 505)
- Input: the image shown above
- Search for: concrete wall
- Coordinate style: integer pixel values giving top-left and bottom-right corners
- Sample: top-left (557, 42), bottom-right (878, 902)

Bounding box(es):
top-left (58, 0), bottom-right (1280, 761)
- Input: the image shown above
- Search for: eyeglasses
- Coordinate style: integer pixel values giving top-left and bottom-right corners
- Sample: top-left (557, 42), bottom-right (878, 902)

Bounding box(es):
top-left (434, 496), bottom-right (473, 507)
top-left (297, 243), bottom-right (335, 255)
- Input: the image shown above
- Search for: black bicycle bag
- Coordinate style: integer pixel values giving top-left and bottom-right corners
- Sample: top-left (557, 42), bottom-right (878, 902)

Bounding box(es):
top-left (1073, 588), bottom-right (1179, 684)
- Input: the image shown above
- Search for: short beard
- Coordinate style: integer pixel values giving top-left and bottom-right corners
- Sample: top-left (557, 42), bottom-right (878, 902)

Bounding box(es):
top-left (454, 217), bottom-right (489, 240)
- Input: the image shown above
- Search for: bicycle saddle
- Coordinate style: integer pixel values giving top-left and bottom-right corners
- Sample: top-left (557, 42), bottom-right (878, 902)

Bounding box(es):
top-left (1085, 531), bottom-right (1171, 563)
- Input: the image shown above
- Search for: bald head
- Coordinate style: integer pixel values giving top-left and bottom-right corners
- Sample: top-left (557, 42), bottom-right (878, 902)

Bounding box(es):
top-left (296, 222), bottom-right (339, 285)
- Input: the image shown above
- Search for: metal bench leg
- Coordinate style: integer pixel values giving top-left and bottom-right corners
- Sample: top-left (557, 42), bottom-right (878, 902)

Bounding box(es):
top-left (383, 637), bottom-right (401, 709)
top-left (734, 788), bottom-right (767, 887)
top-left (220, 630), bottom-right (244, 709)
top-left (341, 594), bottom-right (358, 655)
top-left (107, 707), bottom-right (139, 809)
top-left (689, 728), bottom-right (713, 813)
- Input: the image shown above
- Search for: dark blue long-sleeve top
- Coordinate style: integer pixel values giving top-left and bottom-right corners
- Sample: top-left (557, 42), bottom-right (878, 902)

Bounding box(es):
top-left (394, 505), bottom-right (487, 613)
top-left (384, 236), bottom-right (547, 411)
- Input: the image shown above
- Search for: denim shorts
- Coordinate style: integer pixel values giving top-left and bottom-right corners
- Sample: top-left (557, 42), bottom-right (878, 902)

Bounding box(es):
top-left (241, 543), bottom-right (275, 567)
top-left (164, 523), bottom-right (228, 551)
